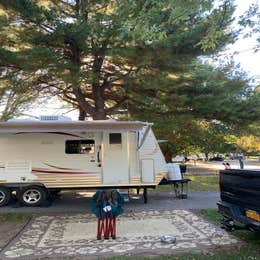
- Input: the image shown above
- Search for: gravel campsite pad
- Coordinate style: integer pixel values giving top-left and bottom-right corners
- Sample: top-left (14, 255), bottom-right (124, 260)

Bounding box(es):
top-left (1, 210), bottom-right (239, 259)
top-left (0, 221), bottom-right (27, 251)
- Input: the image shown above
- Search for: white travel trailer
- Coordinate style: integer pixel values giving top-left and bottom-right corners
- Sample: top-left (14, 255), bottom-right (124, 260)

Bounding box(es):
top-left (0, 117), bottom-right (167, 206)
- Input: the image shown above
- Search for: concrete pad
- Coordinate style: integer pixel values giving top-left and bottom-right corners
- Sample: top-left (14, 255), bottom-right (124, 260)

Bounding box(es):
top-left (0, 191), bottom-right (220, 214)
top-left (1, 210), bottom-right (239, 259)
top-left (0, 221), bottom-right (27, 251)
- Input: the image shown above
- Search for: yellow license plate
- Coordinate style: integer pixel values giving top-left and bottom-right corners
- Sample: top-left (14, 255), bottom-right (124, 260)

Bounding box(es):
top-left (246, 210), bottom-right (260, 222)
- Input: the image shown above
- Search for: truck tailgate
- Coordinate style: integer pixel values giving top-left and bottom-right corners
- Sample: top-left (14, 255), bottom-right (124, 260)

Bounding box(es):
top-left (219, 169), bottom-right (260, 212)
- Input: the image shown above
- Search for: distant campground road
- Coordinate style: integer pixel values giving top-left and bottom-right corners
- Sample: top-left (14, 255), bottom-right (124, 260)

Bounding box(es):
top-left (195, 159), bottom-right (260, 170)
top-left (0, 191), bottom-right (219, 214)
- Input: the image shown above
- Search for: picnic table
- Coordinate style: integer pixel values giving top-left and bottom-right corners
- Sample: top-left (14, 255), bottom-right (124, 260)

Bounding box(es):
top-left (159, 178), bottom-right (191, 199)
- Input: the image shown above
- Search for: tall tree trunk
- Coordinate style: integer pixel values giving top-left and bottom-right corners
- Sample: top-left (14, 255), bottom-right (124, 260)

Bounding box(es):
top-left (92, 55), bottom-right (106, 120)
top-left (92, 111), bottom-right (106, 120)
top-left (78, 108), bottom-right (86, 121)
top-left (92, 86), bottom-right (106, 120)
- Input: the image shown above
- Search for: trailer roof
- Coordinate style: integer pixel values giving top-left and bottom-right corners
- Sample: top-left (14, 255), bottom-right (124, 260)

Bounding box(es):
top-left (0, 120), bottom-right (148, 133)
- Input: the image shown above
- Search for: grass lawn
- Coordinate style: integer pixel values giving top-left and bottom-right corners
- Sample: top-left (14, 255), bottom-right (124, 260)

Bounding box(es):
top-left (199, 209), bottom-right (260, 248)
top-left (156, 174), bottom-right (219, 192)
top-left (0, 213), bottom-right (32, 222)
top-left (104, 248), bottom-right (260, 259)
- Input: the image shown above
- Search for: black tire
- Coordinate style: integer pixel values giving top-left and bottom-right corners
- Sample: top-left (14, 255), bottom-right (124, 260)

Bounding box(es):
top-left (0, 186), bottom-right (12, 207)
top-left (50, 188), bottom-right (61, 195)
top-left (18, 186), bottom-right (47, 207)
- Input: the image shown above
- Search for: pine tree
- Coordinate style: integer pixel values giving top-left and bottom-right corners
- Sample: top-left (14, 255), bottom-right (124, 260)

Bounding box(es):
top-left (128, 62), bottom-right (260, 157)
top-left (0, 0), bottom-right (237, 120)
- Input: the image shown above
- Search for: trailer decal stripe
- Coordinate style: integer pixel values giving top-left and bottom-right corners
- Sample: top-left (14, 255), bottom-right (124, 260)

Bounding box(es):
top-left (32, 168), bottom-right (98, 174)
top-left (43, 163), bottom-right (81, 171)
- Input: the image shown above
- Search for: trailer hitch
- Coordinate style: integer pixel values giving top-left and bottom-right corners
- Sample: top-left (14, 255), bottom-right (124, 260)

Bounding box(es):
top-left (221, 218), bottom-right (253, 231)
top-left (221, 218), bottom-right (236, 231)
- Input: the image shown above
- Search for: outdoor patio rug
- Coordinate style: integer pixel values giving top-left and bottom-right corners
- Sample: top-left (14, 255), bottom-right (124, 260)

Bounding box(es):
top-left (1, 210), bottom-right (239, 259)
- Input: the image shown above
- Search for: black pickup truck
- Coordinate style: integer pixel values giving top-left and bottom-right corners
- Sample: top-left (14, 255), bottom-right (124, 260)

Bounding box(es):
top-left (217, 169), bottom-right (260, 231)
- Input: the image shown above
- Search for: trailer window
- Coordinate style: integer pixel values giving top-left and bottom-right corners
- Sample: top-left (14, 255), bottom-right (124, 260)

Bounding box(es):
top-left (109, 133), bottom-right (122, 144)
top-left (65, 140), bottom-right (95, 154)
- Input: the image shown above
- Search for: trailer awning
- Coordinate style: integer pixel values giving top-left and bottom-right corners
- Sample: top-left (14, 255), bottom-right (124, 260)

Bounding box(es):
top-left (0, 120), bottom-right (148, 133)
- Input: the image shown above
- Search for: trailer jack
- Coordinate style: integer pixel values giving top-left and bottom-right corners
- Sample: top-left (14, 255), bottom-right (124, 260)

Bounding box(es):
top-left (143, 188), bottom-right (148, 204)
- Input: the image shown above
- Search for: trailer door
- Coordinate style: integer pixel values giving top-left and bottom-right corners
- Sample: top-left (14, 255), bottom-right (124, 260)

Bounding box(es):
top-left (102, 132), bottom-right (129, 185)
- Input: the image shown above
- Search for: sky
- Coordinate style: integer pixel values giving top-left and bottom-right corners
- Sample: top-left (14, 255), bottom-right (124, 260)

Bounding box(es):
top-left (20, 0), bottom-right (260, 120)
top-left (229, 0), bottom-right (260, 84)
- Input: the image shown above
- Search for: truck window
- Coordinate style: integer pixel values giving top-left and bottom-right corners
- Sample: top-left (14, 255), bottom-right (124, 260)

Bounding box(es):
top-left (65, 140), bottom-right (95, 154)
top-left (109, 133), bottom-right (122, 144)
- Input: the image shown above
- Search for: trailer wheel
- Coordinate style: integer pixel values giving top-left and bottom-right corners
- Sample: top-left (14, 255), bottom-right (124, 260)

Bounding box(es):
top-left (18, 186), bottom-right (47, 207)
top-left (0, 186), bottom-right (12, 207)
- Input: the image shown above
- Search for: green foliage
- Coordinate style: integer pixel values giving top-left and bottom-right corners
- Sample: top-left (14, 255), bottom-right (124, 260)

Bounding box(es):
top-left (0, 72), bottom-right (39, 121)
top-left (239, 2), bottom-right (260, 51)
top-left (129, 61), bottom-right (259, 125)
top-left (236, 133), bottom-right (260, 155)
top-left (128, 60), bottom-right (260, 156)
top-left (0, 0), bottom-right (258, 155)
top-left (0, 0), bottom-right (238, 119)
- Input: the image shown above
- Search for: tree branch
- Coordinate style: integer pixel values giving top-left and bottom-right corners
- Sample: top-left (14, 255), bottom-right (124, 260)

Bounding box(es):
top-left (105, 97), bottom-right (128, 114)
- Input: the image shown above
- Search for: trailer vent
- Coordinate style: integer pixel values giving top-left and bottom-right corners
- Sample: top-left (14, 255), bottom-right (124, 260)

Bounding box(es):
top-left (40, 115), bottom-right (72, 121)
